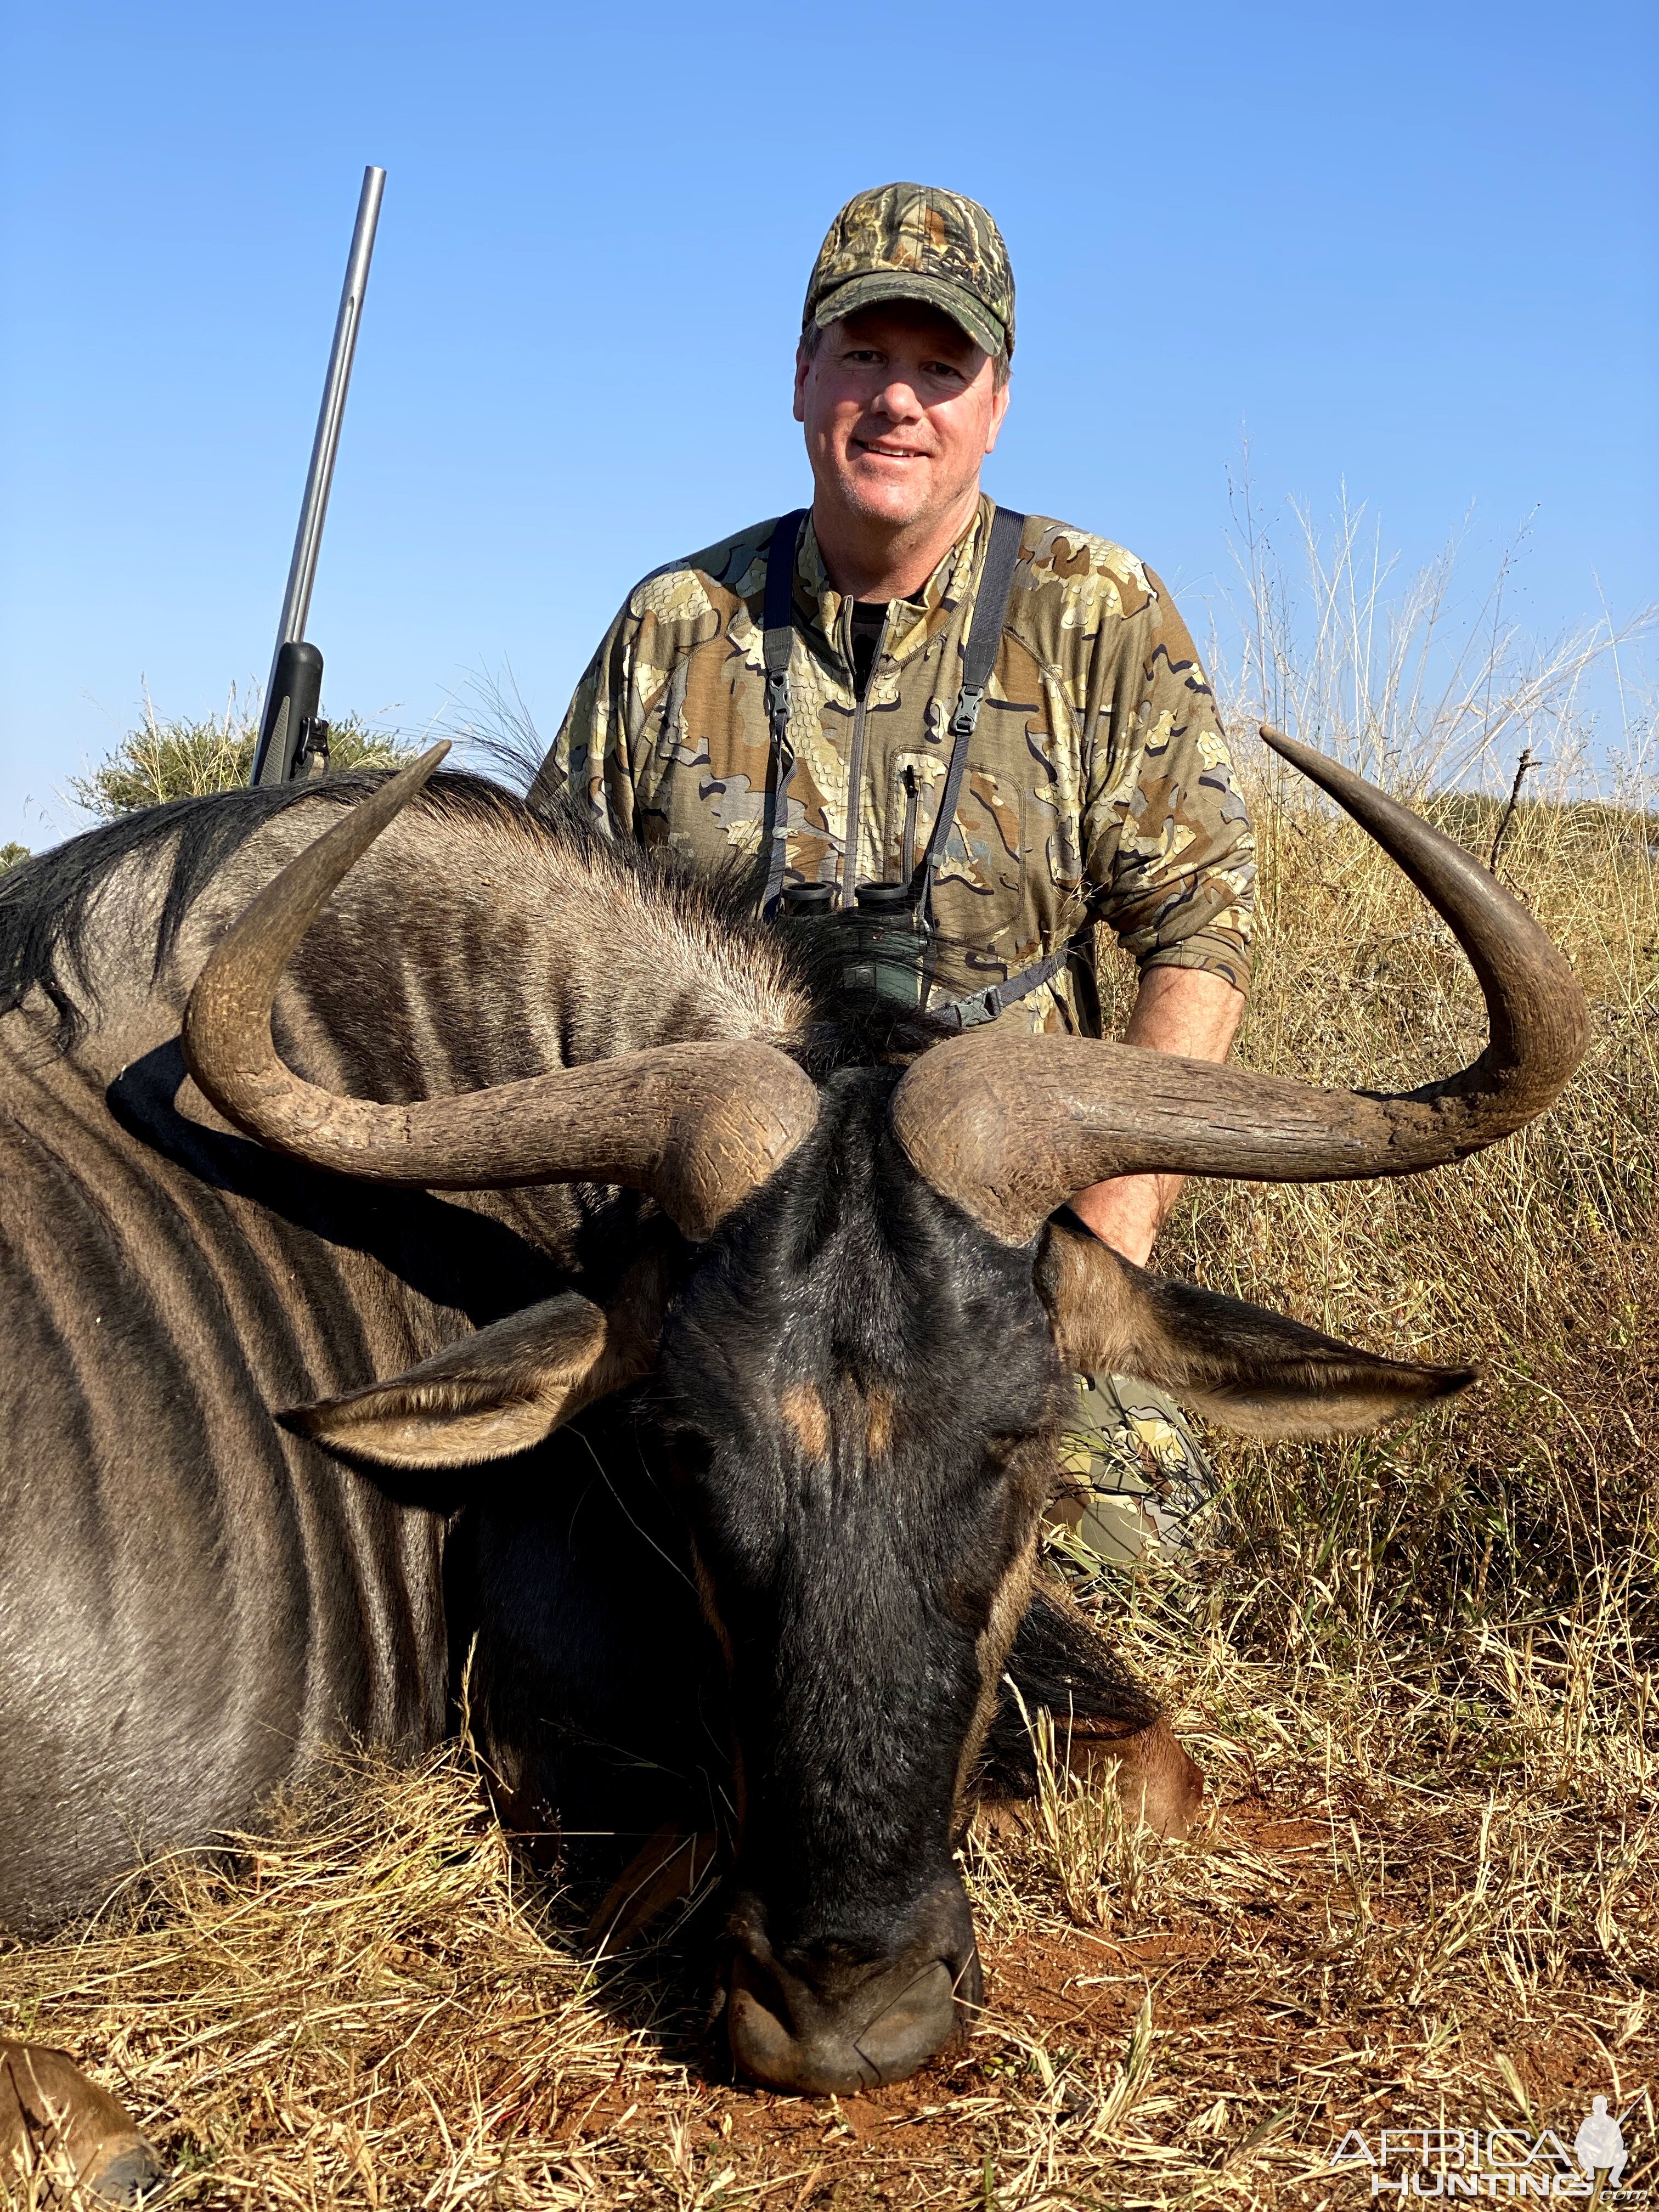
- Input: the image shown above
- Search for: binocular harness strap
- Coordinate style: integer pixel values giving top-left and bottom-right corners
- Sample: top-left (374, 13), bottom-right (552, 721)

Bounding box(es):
top-left (760, 509), bottom-right (810, 916)
top-left (910, 502), bottom-right (1026, 924)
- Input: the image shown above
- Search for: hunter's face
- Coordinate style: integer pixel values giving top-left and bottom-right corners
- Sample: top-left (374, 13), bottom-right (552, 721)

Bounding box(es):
top-left (794, 303), bottom-right (1008, 544)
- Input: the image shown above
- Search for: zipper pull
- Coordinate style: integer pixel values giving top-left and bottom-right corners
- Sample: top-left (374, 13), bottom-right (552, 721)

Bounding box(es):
top-left (900, 764), bottom-right (921, 881)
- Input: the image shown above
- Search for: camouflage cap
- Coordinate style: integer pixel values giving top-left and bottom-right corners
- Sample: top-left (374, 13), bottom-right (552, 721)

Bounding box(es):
top-left (803, 182), bottom-right (1015, 361)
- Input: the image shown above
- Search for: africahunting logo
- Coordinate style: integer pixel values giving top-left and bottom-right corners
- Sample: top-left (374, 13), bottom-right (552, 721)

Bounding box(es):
top-left (1328, 2098), bottom-right (1646, 2199)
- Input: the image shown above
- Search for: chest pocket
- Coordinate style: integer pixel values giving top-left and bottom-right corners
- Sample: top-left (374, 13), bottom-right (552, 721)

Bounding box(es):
top-left (886, 749), bottom-right (1026, 882)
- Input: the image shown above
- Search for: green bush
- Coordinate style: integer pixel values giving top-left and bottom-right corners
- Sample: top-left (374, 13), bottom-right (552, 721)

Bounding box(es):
top-left (71, 705), bottom-right (417, 820)
top-left (0, 842), bottom-right (28, 873)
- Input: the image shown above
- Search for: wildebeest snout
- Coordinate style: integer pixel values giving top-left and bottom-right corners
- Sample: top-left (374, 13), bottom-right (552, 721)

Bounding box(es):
top-left (721, 1877), bottom-right (979, 2095)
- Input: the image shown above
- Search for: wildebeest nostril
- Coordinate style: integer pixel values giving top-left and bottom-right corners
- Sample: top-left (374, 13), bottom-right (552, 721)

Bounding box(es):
top-left (723, 1886), bottom-right (978, 2094)
top-left (726, 1950), bottom-right (964, 2094)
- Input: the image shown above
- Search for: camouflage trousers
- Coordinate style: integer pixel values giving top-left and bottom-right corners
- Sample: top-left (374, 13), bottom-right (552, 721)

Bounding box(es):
top-left (1049, 1374), bottom-right (1217, 1561)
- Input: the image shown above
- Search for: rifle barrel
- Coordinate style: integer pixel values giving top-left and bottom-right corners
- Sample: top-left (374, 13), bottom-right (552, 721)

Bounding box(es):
top-left (272, 164), bottom-right (385, 658)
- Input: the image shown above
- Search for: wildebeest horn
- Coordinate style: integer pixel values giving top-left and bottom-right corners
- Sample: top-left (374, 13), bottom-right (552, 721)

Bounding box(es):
top-left (891, 727), bottom-right (1588, 1244)
top-left (183, 746), bottom-right (820, 1240)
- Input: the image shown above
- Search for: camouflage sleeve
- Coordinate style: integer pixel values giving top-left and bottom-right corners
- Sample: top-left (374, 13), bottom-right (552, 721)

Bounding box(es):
top-left (530, 597), bottom-right (646, 836)
top-left (1082, 571), bottom-right (1256, 995)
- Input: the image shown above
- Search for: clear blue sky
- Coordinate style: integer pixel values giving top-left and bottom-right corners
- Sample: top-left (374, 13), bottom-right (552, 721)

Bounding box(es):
top-left (2, 0), bottom-right (1654, 848)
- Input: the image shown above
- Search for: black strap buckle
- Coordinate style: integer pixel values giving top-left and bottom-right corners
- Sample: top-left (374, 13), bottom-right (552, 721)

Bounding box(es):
top-left (949, 684), bottom-right (985, 741)
top-left (955, 985), bottom-right (1002, 1028)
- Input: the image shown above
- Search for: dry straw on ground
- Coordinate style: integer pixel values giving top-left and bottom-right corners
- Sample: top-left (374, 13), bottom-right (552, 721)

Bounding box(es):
top-left (4, 518), bottom-right (1656, 2207)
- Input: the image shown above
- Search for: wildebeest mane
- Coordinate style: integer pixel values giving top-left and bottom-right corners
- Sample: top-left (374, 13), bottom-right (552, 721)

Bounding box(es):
top-left (0, 767), bottom-right (962, 1070)
top-left (0, 775), bottom-right (366, 1048)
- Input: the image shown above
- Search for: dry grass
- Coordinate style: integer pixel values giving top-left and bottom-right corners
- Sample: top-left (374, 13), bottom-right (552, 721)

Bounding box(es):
top-left (4, 524), bottom-right (1657, 2206)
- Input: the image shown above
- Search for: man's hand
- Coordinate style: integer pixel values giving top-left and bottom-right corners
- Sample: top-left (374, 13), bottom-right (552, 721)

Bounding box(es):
top-left (1067, 966), bottom-right (1245, 1267)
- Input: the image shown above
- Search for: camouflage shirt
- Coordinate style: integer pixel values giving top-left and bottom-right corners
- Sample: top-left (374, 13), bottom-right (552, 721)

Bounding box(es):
top-left (534, 498), bottom-right (1255, 1032)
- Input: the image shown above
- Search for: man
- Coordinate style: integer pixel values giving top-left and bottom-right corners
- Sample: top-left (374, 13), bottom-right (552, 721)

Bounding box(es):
top-left (534, 184), bottom-right (1255, 1555)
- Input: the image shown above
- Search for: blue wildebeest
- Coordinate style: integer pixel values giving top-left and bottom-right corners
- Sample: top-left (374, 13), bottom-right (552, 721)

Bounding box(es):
top-left (0, 731), bottom-right (1583, 2137)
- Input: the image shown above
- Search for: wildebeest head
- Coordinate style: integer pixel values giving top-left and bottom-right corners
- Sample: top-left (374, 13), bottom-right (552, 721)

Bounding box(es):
top-left (182, 732), bottom-right (1587, 2092)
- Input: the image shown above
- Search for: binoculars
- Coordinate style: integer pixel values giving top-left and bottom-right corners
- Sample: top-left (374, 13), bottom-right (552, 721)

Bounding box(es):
top-left (778, 881), bottom-right (933, 1008)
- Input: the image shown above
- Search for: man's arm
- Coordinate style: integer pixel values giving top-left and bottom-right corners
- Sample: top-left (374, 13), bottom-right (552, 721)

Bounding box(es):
top-left (527, 596), bottom-right (646, 832)
top-left (1067, 965), bottom-right (1244, 1265)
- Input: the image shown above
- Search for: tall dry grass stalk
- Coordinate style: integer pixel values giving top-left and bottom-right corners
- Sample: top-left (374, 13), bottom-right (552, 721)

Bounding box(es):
top-left (1216, 475), bottom-right (1655, 797)
top-left (1002, 1691), bottom-right (1159, 1936)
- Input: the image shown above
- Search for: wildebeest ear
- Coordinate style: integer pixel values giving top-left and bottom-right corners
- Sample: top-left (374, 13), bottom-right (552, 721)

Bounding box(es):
top-left (1036, 1215), bottom-right (1476, 1438)
top-left (286, 1293), bottom-right (655, 1467)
